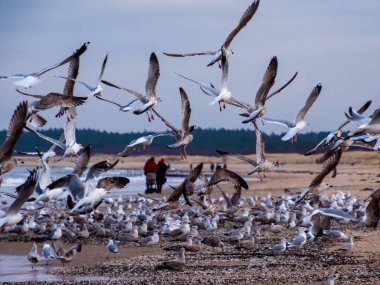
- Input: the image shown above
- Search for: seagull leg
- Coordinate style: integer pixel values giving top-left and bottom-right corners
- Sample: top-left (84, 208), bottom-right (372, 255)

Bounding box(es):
top-left (223, 102), bottom-right (226, 109)
top-left (146, 113), bottom-right (151, 122)
top-left (218, 102), bottom-right (222, 112)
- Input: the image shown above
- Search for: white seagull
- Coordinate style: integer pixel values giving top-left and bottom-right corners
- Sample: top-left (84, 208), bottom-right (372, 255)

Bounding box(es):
top-left (163, 0), bottom-right (260, 67)
top-left (0, 42), bottom-right (89, 88)
top-left (263, 84), bottom-right (322, 142)
top-left (102, 52), bottom-right (161, 121)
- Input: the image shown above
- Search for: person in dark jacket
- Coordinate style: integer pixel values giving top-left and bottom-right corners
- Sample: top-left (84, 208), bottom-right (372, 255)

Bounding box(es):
top-left (156, 158), bottom-right (168, 193)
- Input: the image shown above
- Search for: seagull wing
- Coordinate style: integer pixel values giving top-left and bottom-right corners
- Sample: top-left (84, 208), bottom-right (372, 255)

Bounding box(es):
top-left (95, 95), bottom-right (122, 108)
top-left (36, 42), bottom-right (89, 76)
top-left (179, 87), bottom-right (191, 135)
top-left (261, 117), bottom-right (293, 128)
top-left (219, 187), bottom-right (233, 208)
top-left (86, 160), bottom-right (119, 182)
top-left (220, 54), bottom-right (229, 91)
top-left (145, 52), bottom-right (160, 98)
top-left (175, 72), bottom-right (219, 97)
top-left (295, 84), bottom-right (322, 123)
top-left (96, 176), bottom-right (130, 190)
top-left (163, 51), bottom-right (215, 57)
top-left (97, 54), bottom-right (108, 85)
top-left (7, 168), bottom-right (38, 215)
top-left (309, 148), bottom-right (342, 188)
top-left (15, 89), bottom-right (44, 99)
top-left (335, 100), bottom-right (372, 131)
top-left (0, 101), bottom-right (28, 163)
top-left (223, 0), bottom-right (260, 48)
top-left (152, 109), bottom-right (181, 139)
top-left (72, 145), bottom-right (92, 177)
top-left (216, 149), bottom-right (257, 166)
top-left (255, 56), bottom-right (277, 107)
top-left (266, 72), bottom-right (298, 100)
top-left (207, 168), bottom-right (248, 189)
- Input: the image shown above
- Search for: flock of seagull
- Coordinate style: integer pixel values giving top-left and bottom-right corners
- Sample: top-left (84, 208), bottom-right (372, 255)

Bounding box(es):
top-left (0, 0), bottom-right (379, 283)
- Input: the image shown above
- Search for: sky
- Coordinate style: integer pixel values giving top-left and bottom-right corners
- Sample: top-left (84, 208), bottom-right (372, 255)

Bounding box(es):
top-left (0, 0), bottom-right (379, 135)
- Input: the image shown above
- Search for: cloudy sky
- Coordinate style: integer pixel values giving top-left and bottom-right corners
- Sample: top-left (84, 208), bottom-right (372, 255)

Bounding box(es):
top-left (0, 0), bottom-right (379, 135)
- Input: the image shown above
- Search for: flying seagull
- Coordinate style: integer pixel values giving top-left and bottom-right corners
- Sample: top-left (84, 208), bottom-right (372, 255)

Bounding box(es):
top-left (118, 132), bottom-right (171, 157)
top-left (263, 84), bottom-right (322, 142)
top-left (163, 0), bottom-right (260, 67)
top-left (102, 52), bottom-right (161, 121)
top-left (153, 87), bottom-right (196, 159)
top-left (0, 168), bottom-right (39, 228)
top-left (0, 42), bottom-right (89, 88)
top-left (95, 96), bottom-right (139, 112)
top-left (304, 100), bottom-right (372, 155)
top-left (56, 53), bottom-right (108, 97)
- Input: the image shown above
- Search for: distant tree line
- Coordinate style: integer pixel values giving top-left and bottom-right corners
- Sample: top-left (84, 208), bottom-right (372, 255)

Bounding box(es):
top-left (0, 128), bottom-right (339, 156)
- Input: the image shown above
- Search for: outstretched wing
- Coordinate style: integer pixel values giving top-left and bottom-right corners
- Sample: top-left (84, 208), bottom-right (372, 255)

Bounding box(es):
top-left (295, 84), bottom-right (322, 123)
top-left (223, 0), bottom-right (260, 48)
top-left (145, 52), bottom-right (160, 98)
top-left (180, 87), bottom-right (191, 135)
top-left (207, 168), bottom-right (248, 189)
top-left (96, 176), bottom-right (130, 190)
top-left (255, 56), bottom-right (277, 107)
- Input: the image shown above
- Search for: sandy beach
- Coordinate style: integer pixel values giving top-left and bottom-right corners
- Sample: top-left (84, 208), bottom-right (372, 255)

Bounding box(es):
top-left (0, 152), bottom-right (379, 284)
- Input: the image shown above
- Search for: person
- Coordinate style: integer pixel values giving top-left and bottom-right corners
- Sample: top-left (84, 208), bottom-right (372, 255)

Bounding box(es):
top-left (210, 163), bottom-right (215, 172)
top-left (144, 157), bottom-right (157, 175)
top-left (144, 157), bottom-right (157, 194)
top-left (223, 163), bottom-right (227, 169)
top-left (156, 158), bottom-right (169, 193)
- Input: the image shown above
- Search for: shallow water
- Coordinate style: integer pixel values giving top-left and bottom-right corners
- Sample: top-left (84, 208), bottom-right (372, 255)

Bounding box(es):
top-left (0, 254), bottom-right (120, 283)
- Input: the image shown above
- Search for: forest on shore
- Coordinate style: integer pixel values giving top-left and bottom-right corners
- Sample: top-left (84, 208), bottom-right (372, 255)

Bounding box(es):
top-left (0, 127), bottom-right (343, 156)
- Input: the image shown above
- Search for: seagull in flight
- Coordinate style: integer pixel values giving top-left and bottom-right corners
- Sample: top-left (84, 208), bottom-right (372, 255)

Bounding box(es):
top-left (102, 52), bottom-right (161, 122)
top-left (56, 53), bottom-right (108, 97)
top-left (118, 132), bottom-right (171, 157)
top-left (163, 0), bottom-right (260, 67)
top-left (0, 42), bottom-right (89, 88)
top-left (95, 96), bottom-right (138, 112)
top-left (153, 87), bottom-right (196, 159)
top-left (263, 84), bottom-right (322, 142)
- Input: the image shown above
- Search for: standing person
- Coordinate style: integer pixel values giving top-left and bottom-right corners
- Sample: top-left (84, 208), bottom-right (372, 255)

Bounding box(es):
top-left (144, 157), bottom-right (157, 194)
top-left (156, 158), bottom-right (169, 193)
top-left (210, 163), bottom-right (215, 172)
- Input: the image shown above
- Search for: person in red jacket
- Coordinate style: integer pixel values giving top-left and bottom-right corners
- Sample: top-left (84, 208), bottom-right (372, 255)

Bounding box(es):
top-left (144, 157), bottom-right (157, 175)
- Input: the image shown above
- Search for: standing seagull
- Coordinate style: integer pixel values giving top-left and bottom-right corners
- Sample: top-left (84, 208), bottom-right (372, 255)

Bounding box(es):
top-left (163, 0), bottom-right (260, 67)
top-left (102, 52), bottom-right (161, 121)
top-left (153, 87), bottom-right (196, 159)
top-left (27, 242), bottom-right (40, 270)
top-left (263, 84), bottom-right (322, 142)
top-left (107, 239), bottom-right (120, 257)
top-left (42, 243), bottom-right (55, 265)
top-left (0, 42), bottom-right (89, 88)
top-left (57, 54), bottom-right (108, 97)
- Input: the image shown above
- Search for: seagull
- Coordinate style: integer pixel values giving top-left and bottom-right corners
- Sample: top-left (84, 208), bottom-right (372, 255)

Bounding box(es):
top-left (156, 247), bottom-right (186, 271)
top-left (153, 87), bottom-right (196, 159)
top-left (163, 0), bottom-right (260, 67)
top-left (118, 132), bottom-right (171, 157)
top-left (52, 241), bottom-right (82, 267)
top-left (95, 96), bottom-right (139, 112)
top-left (42, 243), bottom-right (55, 264)
top-left (206, 167), bottom-right (249, 190)
top-left (0, 168), bottom-right (38, 228)
top-left (263, 84), bottom-right (322, 142)
top-left (363, 188), bottom-right (380, 228)
top-left (26, 107), bottom-right (84, 157)
top-left (294, 148), bottom-right (342, 203)
top-left (175, 50), bottom-right (238, 111)
top-left (304, 100), bottom-right (372, 155)
top-left (325, 272), bottom-right (339, 285)
top-left (0, 42), bottom-right (89, 88)
top-left (139, 229), bottom-right (160, 245)
top-left (269, 238), bottom-right (287, 252)
top-left (102, 52), bottom-right (160, 121)
top-left (346, 107), bottom-right (380, 136)
top-left (56, 53), bottom-right (108, 97)
top-left (16, 89), bottom-right (87, 112)
top-left (0, 101), bottom-right (28, 165)
top-left (27, 242), bottom-right (40, 269)
top-left (340, 236), bottom-right (354, 252)
top-left (107, 239), bottom-right (120, 256)
top-left (287, 227), bottom-right (307, 248)
top-left (239, 56), bottom-right (278, 124)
